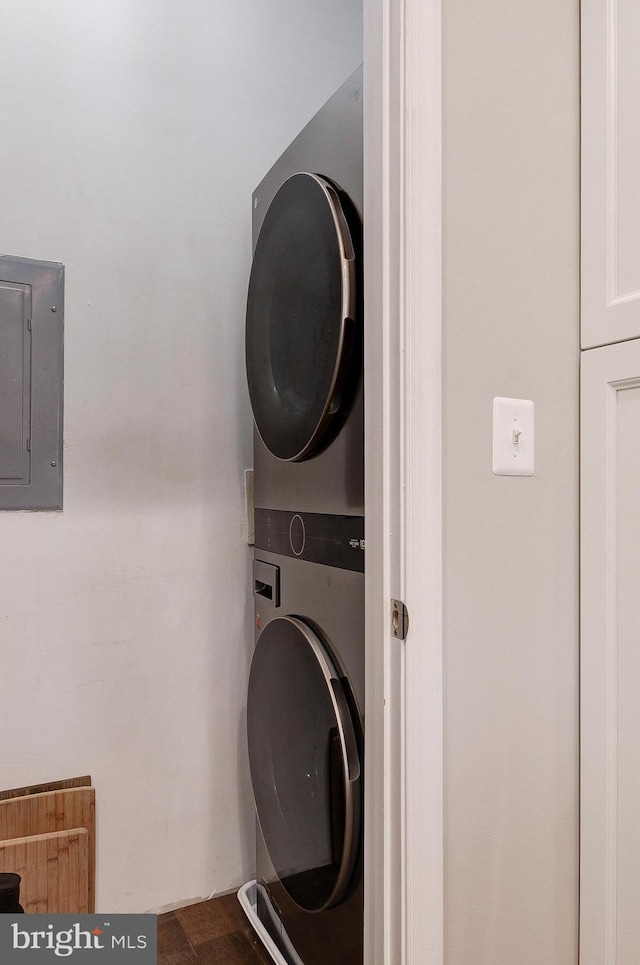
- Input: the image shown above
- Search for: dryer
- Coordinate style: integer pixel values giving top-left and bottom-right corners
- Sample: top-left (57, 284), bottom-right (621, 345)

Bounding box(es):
top-left (247, 513), bottom-right (364, 965)
top-left (245, 66), bottom-right (363, 518)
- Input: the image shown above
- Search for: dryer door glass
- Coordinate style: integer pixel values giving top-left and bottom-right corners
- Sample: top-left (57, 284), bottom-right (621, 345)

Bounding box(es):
top-left (247, 616), bottom-right (362, 912)
top-left (246, 173), bottom-right (360, 462)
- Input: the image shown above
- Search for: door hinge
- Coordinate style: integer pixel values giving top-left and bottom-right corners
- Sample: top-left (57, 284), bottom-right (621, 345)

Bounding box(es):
top-left (391, 599), bottom-right (409, 640)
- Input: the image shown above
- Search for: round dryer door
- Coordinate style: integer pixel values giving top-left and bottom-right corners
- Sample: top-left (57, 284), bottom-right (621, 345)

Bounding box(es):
top-left (245, 173), bottom-right (359, 462)
top-left (247, 616), bottom-right (362, 912)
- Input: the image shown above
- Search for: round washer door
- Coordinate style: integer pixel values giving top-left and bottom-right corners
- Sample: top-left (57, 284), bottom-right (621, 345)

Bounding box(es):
top-left (246, 173), bottom-right (359, 462)
top-left (247, 616), bottom-right (362, 912)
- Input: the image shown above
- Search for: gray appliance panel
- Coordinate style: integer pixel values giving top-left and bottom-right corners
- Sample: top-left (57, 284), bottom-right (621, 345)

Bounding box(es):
top-left (250, 66), bottom-right (363, 518)
top-left (252, 550), bottom-right (364, 714)
top-left (252, 66), bottom-right (363, 242)
top-left (253, 386), bottom-right (363, 516)
top-left (252, 549), bottom-right (364, 964)
top-left (255, 820), bottom-right (363, 965)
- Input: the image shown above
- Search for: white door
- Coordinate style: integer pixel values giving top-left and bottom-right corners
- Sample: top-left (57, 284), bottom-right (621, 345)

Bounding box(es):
top-left (581, 337), bottom-right (640, 964)
top-left (582, 0), bottom-right (640, 347)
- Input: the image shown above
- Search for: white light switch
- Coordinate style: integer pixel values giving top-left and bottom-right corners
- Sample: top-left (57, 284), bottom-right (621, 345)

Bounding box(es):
top-left (492, 397), bottom-right (534, 475)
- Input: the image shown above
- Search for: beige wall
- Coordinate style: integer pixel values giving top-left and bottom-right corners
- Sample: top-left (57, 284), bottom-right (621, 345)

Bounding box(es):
top-left (443, 1), bottom-right (579, 962)
top-left (0, 0), bottom-right (362, 913)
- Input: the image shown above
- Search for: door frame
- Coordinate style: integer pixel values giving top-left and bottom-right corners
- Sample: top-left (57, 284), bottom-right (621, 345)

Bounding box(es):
top-left (363, 1), bottom-right (444, 963)
top-left (580, 339), bottom-right (640, 963)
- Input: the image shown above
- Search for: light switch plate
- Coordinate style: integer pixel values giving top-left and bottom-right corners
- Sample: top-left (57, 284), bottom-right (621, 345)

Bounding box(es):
top-left (492, 397), bottom-right (534, 475)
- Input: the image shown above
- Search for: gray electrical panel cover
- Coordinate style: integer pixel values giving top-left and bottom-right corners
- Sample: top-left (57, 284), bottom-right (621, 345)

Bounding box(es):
top-left (0, 255), bottom-right (63, 510)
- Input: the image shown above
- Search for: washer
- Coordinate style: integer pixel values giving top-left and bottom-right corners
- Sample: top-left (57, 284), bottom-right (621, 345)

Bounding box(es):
top-left (247, 512), bottom-right (364, 965)
top-left (245, 66), bottom-right (363, 517)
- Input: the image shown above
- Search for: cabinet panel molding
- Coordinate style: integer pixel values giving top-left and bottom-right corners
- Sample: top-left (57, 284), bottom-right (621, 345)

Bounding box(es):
top-left (582, 0), bottom-right (640, 347)
top-left (581, 338), bottom-right (640, 964)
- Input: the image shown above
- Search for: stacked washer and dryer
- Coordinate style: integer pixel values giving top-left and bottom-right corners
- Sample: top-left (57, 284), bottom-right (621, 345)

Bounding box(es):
top-left (240, 67), bottom-right (364, 965)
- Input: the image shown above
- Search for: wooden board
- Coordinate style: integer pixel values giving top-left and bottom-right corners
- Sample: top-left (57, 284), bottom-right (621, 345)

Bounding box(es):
top-left (0, 828), bottom-right (89, 913)
top-left (0, 776), bottom-right (92, 802)
top-left (0, 788), bottom-right (95, 911)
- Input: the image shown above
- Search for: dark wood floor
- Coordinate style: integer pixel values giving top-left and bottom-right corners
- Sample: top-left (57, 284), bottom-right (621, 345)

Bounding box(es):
top-left (158, 892), bottom-right (273, 965)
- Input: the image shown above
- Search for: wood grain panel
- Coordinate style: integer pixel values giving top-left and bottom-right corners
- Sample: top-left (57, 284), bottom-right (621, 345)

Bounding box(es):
top-left (0, 776), bottom-right (91, 802)
top-left (0, 788), bottom-right (95, 911)
top-left (0, 829), bottom-right (88, 914)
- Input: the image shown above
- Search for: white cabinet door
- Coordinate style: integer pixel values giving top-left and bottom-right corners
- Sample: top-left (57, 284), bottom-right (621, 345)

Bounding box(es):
top-left (582, 0), bottom-right (640, 348)
top-left (581, 337), bottom-right (640, 964)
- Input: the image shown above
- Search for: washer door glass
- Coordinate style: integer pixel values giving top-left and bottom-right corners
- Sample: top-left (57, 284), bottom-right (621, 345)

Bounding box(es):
top-left (245, 173), bottom-right (359, 462)
top-left (247, 616), bottom-right (362, 912)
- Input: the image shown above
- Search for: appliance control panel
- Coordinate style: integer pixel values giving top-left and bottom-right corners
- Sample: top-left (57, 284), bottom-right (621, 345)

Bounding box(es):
top-left (254, 509), bottom-right (364, 573)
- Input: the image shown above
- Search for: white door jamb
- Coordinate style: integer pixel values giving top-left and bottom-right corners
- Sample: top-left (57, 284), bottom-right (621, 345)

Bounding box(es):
top-left (364, 0), bottom-right (444, 963)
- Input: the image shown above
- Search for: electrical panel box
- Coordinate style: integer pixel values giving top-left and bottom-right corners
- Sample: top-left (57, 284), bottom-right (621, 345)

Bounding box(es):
top-left (0, 255), bottom-right (64, 510)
